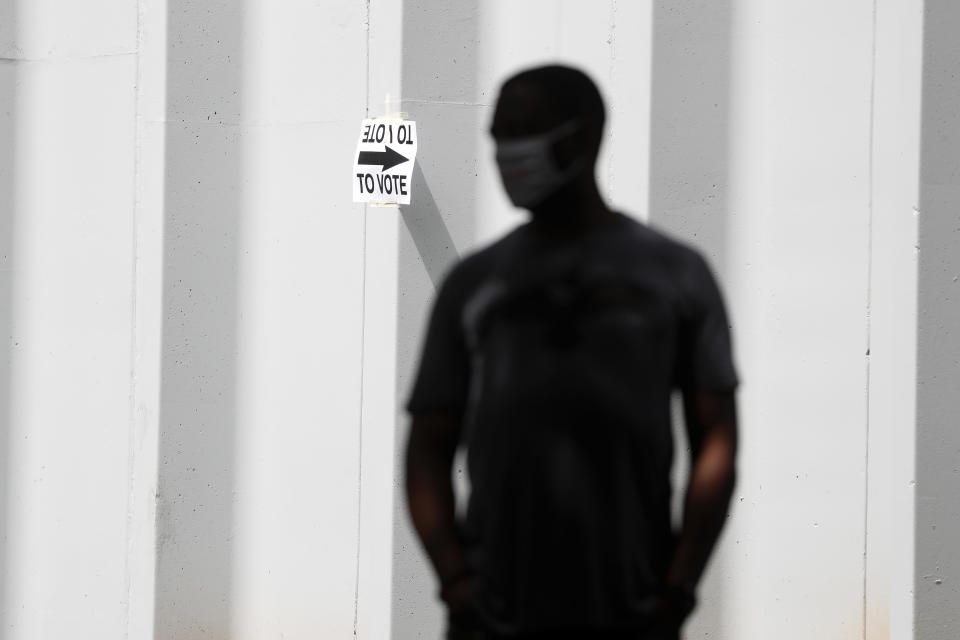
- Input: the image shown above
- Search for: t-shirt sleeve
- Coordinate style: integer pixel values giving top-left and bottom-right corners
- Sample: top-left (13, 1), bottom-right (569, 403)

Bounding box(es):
top-left (675, 253), bottom-right (739, 391)
top-left (405, 265), bottom-right (471, 415)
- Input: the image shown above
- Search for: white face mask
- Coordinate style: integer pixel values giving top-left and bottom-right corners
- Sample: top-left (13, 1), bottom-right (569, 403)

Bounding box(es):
top-left (495, 120), bottom-right (583, 209)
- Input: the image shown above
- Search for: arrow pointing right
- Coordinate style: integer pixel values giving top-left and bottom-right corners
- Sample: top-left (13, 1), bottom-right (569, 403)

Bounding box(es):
top-left (357, 146), bottom-right (409, 172)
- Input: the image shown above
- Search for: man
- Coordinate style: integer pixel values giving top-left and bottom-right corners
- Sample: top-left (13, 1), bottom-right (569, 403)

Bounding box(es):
top-left (404, 65), bottom-right (739, 640)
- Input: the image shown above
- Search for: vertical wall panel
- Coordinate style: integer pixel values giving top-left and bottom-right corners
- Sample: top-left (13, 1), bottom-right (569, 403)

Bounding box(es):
top-left (719, 2), bottom-right (874, 638)
top-left (648, 3), bottom-right (734, 636)
top-left (0, 7), bottom-right (137, 636)
top-left (125, 0), bottom-right (169, 636)
top-left (867, 1), bottom-right (923, 638)
top-left (356, 1), bottom-right (405, 638)
top-left (603, 1), bottom-right (653, 224)
top-left (155, 0), bottom-right (369, 638)
top-left (154, 0), bottom-right (245, 634)
top-left (916, 0), bottom-right (960, 636)
top-left (231, 3), bottom-right (367, 637)
top-left (0, 50), bottom-right (14, 640)
top-left (4, 0), bottom-right (135, 60)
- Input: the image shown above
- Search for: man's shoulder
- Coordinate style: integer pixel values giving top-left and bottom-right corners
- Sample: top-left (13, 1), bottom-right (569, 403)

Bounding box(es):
top-left (437, 224), bottom-right (528, 297)
top-left (613, 214), bottom-right (709, 275)
top-left (632, 220), bottom-right (729, 317)
top-left (447, 224), bottom-right (527, 275)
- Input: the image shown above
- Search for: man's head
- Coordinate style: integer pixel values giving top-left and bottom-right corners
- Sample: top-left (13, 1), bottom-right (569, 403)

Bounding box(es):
top-left (491, 65), bottom-right (606, 213)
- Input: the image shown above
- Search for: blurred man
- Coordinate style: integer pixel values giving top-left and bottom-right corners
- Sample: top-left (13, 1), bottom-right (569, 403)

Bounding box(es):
top-left (404, 64), bottom-right (739, 640)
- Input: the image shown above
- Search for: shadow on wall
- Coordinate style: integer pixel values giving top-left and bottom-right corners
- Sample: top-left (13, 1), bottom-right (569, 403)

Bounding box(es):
top-left (392, 1), bottom-right (480, 639)
top-left (649, 0), bottom-right (733, 637)
top-left (916, 0), bottom-right (960, 635)
top-left (401, 164), bottom-right (462, 290)
top-left (153, 1), bottom-right (244, 637)
top-left (0, 0), bottom-right (16, 627)
top-left (649, 0), bottom-right (733, 277)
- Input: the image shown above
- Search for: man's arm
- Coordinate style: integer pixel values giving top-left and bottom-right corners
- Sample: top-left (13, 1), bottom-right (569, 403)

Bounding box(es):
top-left (404, 412), bottom-right (472, 611)
top-left (668, 390), bottom-right (738, 593)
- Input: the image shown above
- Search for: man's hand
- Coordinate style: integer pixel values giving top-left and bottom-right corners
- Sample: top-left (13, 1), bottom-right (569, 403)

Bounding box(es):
top-left (440, 572), bottom-right (475, 613)
top-left (652, 583), bottom-right (697, 632)
top-left (405, 412), bottom-right (473, 609)
top-left (667, 390), bottom-right (738, 599)
top-left (444, 575), bottom-right (486, 640)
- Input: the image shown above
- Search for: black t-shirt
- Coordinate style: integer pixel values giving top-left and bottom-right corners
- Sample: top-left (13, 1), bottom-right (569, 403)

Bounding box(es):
top-left (406, 212), bottom-right (738, 635)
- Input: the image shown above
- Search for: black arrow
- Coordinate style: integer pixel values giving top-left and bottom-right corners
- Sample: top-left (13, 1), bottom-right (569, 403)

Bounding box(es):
top-left (357, 146), bottom-right (409, 172)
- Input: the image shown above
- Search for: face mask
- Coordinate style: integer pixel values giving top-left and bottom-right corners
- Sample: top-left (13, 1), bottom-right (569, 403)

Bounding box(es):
top-left (495, 120), bottom-right (583, 209)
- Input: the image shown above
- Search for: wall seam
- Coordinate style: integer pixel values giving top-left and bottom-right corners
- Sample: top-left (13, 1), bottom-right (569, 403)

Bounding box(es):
top-left (862, 0), bottom-right (879, 637)
top-left (353, 2), bottom-right (372, 636)
top-left (0, 51), bottom-right (137, 63)
top-left (123, 0), bottom-right (145, 637)
top-left (401, 98), bottom-right (489, 107)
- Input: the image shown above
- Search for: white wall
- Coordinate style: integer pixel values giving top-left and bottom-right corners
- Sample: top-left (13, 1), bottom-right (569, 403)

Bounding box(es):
top-left (355, 4), bottom-right (405, 640)
top-left (0, 0), bottom-right (138, 637)
top-left (867, 1), bottom-right (924, 638)
top-left (1, 0), bottom-right (372, 638)
top-left (0, 1), bottom-right (955, 639)
top-left (152, 0), bottom-right (369, 638)
top-left (720, 2), bottom-right (874, 637)
top-left (233, 2), bottom-right (369, 637)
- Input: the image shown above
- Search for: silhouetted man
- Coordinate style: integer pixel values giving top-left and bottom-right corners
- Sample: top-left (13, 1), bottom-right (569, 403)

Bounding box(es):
top-left (405, 65), bottom-right (739, 640)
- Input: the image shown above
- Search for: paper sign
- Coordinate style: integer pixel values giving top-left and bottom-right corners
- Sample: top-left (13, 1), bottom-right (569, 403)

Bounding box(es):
top-left (352, 119), bottom-right (418, 205)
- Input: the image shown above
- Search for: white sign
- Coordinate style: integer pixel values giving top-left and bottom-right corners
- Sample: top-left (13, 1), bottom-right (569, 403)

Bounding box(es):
top-left (352, 119), bottom-right (418, 205)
